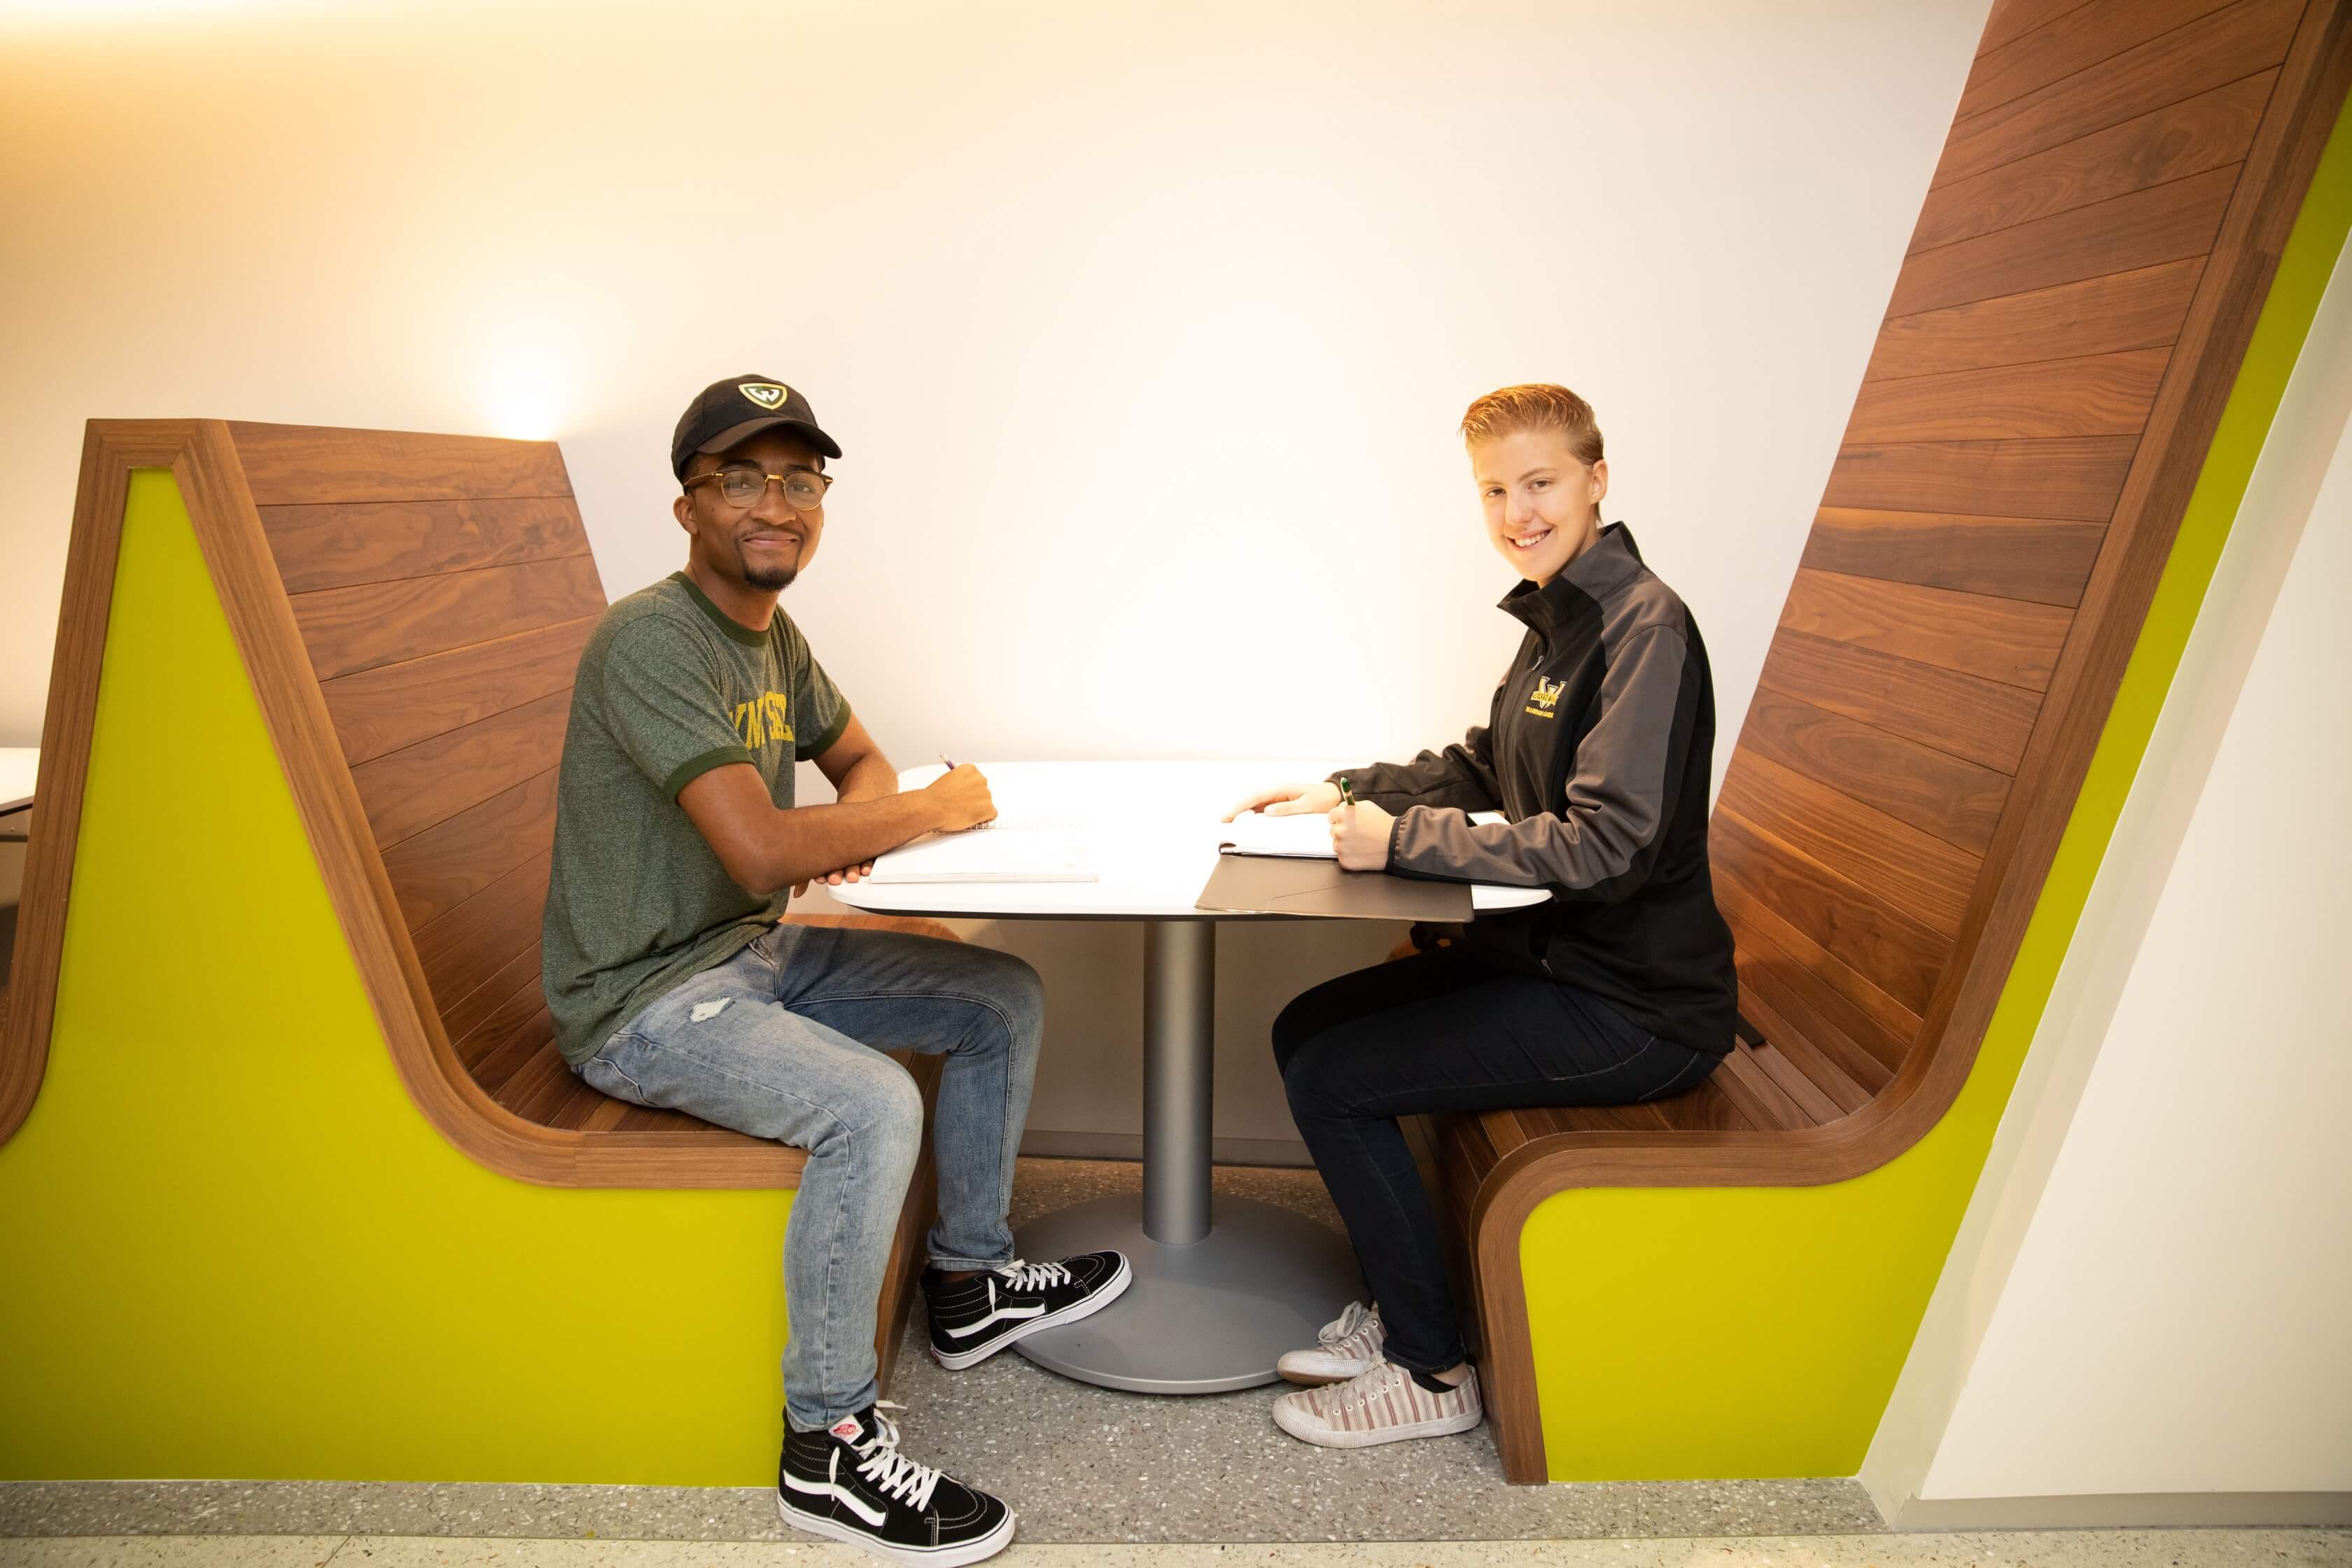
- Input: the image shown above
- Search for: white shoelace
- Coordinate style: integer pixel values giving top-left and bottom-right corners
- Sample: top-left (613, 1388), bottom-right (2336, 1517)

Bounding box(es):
top-left (995, 1257), bottom-right (1072, 1291)
top-left (853, 1401), bottom-right (943, 1513)
top-left (1319, 1299), bottom-right (1376, 1348)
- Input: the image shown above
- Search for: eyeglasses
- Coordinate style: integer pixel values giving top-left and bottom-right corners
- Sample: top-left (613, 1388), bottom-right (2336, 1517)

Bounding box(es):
top-left (685, 464), bottom-right (834, 511)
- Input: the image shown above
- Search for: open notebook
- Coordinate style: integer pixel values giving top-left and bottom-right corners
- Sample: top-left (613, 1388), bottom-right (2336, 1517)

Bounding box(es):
top-left (867, 827), bottom-right (1098, 884)
top-left (1219, 808), bottom-right (1508, 858)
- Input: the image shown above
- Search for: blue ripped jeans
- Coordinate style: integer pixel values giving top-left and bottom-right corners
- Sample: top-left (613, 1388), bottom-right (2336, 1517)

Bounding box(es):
top-left (580, 920), bottom-right (1044, 1430)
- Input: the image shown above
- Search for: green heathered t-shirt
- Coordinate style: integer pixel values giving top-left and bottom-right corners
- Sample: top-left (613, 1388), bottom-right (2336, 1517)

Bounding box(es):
top-left (541, 571), bottom-right (850, 1064)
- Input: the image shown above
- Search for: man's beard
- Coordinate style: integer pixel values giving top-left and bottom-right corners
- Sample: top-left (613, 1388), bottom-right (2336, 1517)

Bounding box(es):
top-left (738, 541), bottom-right (797, 592)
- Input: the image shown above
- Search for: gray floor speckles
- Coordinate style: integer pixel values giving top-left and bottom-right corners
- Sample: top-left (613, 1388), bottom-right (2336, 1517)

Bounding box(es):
top-left (0, 1159), bottom-right (1876, 1547)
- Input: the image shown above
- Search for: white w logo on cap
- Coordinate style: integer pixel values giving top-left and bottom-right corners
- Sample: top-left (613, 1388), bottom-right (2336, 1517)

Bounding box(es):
top-left (738, 382), bottom-right (789, 409)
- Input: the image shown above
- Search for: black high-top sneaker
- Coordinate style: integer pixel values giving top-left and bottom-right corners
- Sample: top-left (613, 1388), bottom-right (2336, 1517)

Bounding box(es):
top-left (777, 1402), bottom-right (1014, 1566)
top-left (924, 1252), bottom-right (1131, 1370)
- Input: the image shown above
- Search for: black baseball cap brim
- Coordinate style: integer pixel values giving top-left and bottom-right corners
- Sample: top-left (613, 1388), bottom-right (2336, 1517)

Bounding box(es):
top-left (694, 415), bottom-right (844, 463)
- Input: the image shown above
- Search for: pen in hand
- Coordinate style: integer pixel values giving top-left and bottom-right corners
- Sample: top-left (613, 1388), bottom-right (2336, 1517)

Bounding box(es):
top-left (939, 755), bottom-right (995, 830)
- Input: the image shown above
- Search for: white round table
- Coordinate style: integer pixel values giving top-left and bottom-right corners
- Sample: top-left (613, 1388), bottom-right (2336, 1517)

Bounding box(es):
top-left (831, 760), bottom-right (1546, 1394)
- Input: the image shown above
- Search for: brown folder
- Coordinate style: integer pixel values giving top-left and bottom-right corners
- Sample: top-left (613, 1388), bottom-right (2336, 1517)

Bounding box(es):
top-left (1193, 853), bottom-right (1474, 921)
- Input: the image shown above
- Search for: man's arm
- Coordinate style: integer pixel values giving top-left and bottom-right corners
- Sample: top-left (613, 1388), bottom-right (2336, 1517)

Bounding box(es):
top-left (814, 713), bottom-right (899, 804)
top-left (678, 757), bottom-right (995, 898)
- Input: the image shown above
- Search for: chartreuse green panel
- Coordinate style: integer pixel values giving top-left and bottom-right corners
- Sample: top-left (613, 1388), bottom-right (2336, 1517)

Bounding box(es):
top-left (1517, 92), bottom-right (2352, 1480)
top-left (0, 468), bottom-right (797, 1484)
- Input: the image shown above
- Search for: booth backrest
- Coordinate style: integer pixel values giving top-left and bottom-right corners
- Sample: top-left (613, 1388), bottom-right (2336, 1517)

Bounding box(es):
top-left (238, 424), bottom-right (616, 1128)
top-left (1709, 0), bottom-right (2328, 1109)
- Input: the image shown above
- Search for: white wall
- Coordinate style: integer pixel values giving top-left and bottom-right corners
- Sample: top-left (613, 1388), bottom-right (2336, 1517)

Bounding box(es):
top-left (0, 0), bottom-right (1988, 1150)
top-left (1865, 230), bottom-right (2352, 1524)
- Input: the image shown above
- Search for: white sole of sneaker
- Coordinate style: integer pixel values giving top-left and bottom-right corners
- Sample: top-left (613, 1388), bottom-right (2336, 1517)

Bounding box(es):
top-left (1270, 1400), bottom-right (1483, 1449)
top-left (778, 1494), bottom-right (1017, 1567)
top-left (1275, 1357), bottom-right (1376, 1386)
top-left (930, 1255), bottom-right (1134, 1371)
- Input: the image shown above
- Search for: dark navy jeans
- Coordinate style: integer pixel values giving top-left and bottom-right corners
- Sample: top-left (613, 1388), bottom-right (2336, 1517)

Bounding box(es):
top-left (1273, 942), bottom-right (1718, 1373)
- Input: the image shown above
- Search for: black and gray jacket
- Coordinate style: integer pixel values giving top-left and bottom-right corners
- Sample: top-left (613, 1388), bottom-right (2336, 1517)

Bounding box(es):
top-left (1337, 522), bottom-right (1738, 1054)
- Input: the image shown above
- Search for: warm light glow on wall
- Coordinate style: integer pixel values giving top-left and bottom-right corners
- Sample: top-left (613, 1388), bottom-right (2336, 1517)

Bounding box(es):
top-left (478, 342), bottom-right (570, 443)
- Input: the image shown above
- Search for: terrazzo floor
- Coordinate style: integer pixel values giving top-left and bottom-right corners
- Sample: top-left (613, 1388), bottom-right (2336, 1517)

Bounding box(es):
top-left (4, 1161), bottom-right (2342, 1567)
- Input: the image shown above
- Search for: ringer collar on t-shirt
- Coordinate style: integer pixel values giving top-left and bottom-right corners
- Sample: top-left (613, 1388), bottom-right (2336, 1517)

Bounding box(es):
top-left (671, 570), bottom-right (773, 648)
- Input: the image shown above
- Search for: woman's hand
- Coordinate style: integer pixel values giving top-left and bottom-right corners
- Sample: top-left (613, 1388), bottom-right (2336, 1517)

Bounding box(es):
top-left (1329, 799), bottom-right (1395, 871)
top-left (1224, 780), bottom-right (1343, 822)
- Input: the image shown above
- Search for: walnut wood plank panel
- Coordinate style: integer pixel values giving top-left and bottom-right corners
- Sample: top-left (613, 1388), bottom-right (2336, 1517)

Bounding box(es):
top-left (1718, 751), bottom-right (1982, 939)
top-left (1865, 258), bottom-right (2204, 382)
top-left (540, 1074), bottom-right (615, 1133)
top-left (1710, 809), bottom-right (1951, 1016)
top-left (1842, 347), bottom-right (2171, 444)
top-left (381, 766), bottom-right (559, 931)
top-left (1730, 970), bottom-right (1877, 1114)
top-left (452, 965), bottom-right (551, 1072)
top-left (1777, 569), bottom-right (2076, 692)
top-left (615, 1102), bottom-right (714, 1133)
top-left (1934, 0), bottom-right (2304, 187)
top-left (1798, 507), bottom-right (2106, 607)
top-left (473, 1011), bottom-right (559, 1100)
top-left (1978, 0), bottom-right (2098, 57)
top-left (291, 556), bottom-right (606, 682)
top-left (1751, 1042), bottom-right (1849, 1126)
top-left (1658, 1074), bottom-right (1756, 1132)
top-left (439, 941), bottom-right (541, 1054)
top-left (1956, 0), bottom-right (2238, 123)
top-left (319, 615), bottom-right (596, 768)
top-left (227, 422), bottom-right (573, 506)
top-left (351, 689), bottom-right (574, 850)
top-left (1715, 867), bottom-right (1916, 1079)
top-left (1738, 688), bottom-right (2012, 854)
top-left (1711, 1048), bottom-right (1812, 1131)
top-left (1520, 1102), bottom-right (1673, 1138)
top-left (411, 848), bottom-right (552, 1009)
top-left (259, 496), bottom-right (592, 595)
top-left (1921, 74), bottom-right (2273, 253)
top-left (1823, 435), bottom-right (2138, 522)
top-left (496, 1044), bottom-right (580, 1126)
top-left (1756, 628), bottom-right (2043, 774)
top-left (1891, 162), bottom-right (2239, 318)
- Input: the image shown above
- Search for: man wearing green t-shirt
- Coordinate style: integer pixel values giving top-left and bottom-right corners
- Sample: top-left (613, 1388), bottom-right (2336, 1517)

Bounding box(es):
top-left (542, 376), bottom-right (1127, 1565)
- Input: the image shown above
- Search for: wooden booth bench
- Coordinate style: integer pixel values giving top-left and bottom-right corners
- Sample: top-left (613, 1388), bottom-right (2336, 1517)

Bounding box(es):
top-left (2, 0), bottom-right (2346, 1492)
top-left (1400, 0), bottom-right (2352, 1484)
top-left (0, 421), bottom-right (962, 1483)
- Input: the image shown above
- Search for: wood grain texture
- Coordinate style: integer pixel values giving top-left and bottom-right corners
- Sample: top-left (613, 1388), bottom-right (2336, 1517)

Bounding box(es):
top-left (1823, 435), bottom-right (2138, 521)
top-left (1921, 72), bottom-right (2273, 253)
top-left (1711, 808), bottom-right (1950, 1017)
top-left (291, 556), bottom-right (606, 682)
top-left (351, 689), bottom-right (574, 850)
top-left (1777, 568), bottom-right (2076, 692)
top-left (412, 849), bottom-right (554, 1018)
top-left (1893, 161), bottom-right (2239, 318)
top-left (1866, 258), bottom-right (2205, 382)
top-left (227, 422), bottom-right (573, 506)
top-left (1842, 347), bottom-right (2171, 444)
top-left (1756, 627), bottom-right (2044, 774)
top-left (1956, 0), bottom-right (2238, 123)
top-left (1935, 0), bottom-right (2304, 188)
top-left (320, 614), bottom-right (595, 768)
top-left (1798, 507), bottom-right (2106, 607)
top-left (382, 766), bottom-right (560, 931)
top-left (259, 496), bottom-right (592, 594)
top-left (1978, 0), bottom-right (2100, 57)
top-left (1737, 688), bottom-right (2012, 854)
top-left (1718, 750), bottom-right (1982, 939)
top-left (1714, 862), bottom-right (1921, 1078)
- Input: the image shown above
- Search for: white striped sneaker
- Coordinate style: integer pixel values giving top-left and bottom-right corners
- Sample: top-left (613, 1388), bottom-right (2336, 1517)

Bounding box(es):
top-left (1275, 1300), bottom-right (1387, 1385)
top-left (1271, 1361), bottom-right (1483, 1449)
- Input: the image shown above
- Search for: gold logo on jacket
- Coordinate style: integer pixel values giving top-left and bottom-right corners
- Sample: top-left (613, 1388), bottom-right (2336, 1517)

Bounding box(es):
top-left (1523, 676), bottom-right (1567, 719)
top-left (733, 692), bottom-right (794, 750)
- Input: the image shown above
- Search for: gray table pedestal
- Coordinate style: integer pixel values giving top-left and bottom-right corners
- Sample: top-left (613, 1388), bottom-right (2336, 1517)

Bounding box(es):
top-left (1013, 920), bottom-right (1359, 1393)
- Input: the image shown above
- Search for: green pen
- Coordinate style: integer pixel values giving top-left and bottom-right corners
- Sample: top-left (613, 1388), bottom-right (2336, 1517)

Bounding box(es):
top-left (1338, 776), bottom-right (1356, 808)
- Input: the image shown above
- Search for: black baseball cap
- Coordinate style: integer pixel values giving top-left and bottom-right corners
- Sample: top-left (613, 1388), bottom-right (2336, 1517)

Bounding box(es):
top-left (671, 374), bottom-right (843, 480)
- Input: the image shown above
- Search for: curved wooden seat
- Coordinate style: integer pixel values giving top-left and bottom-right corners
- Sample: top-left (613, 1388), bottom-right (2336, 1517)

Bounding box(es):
top-left (1393, 0), bottom-right (2352, 1484)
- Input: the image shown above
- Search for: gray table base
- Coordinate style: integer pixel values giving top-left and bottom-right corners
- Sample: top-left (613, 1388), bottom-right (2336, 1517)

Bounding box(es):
top-left (1012, 919), bottom-right (1359, 1393)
